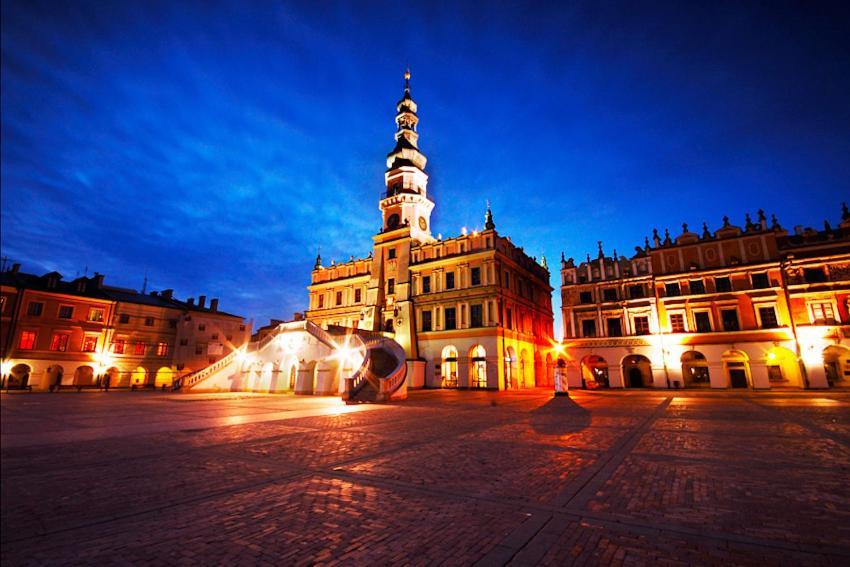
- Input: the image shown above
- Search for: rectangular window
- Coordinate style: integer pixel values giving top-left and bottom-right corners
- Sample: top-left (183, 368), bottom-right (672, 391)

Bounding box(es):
top-left (144, 317), bottom-right (154, 326)
top-left (751, 273), bottom-right (770, 289)
top-left (665, 282), bottom-right (681, 297)
top-left (169, 319), bottom-right (177, 328)
top-left (421, 310), bottom-right (432, 332)
top-left (581, 319), bottom-right (596, 338)
top-left (628, 285), bottom-right (644, 299)
top-left (633, 316), bottom-right (650, 335)
top-left (470, 304), bottom-right (483, 328)
top-left (421, 276), bottom-right (431, 294)
top-left (607, 318), bottom-right (622, 337)
top-left (689, 279), bottom-right (705, 295)
top-left (670, 313), bottom-right (686, 333)
top-left (721, 308), bottom-right (740, 331)
top-left (758, 306), bottom-right (778, 328)
top-left (88, 308), bottom-right (105, 322)
top-left (579, 291), bottom-right (593, 304)
top-left (694, 311), bottom-right (712, 333)
top-left (388, 248), bottom-right (397, 259)
top-left (471, 267), bottom-right (481, 286)
top-left (803, 268), bottom-right (827, 283)
top-left (387, 278), bottom-right (395, 295)
top-left (198, 323), bottom-right (206, 331)
top-left (82, 335), bottom-right (98, 352)
top-left (444, 307), bottom-right (457, 330)
top-left (336, 291), bottom-right (343, 305)
top-left (354, 288), bottom-right (362, 303)
top-left (119, 313), bottom-right (130, 324)
top-left (195, 343), bottom-right (205, 355)
top-left (318, 295), bottom-right (324, 308)
top-left (503, 271), bottom-right (510, 288)
top-left (809, 302), bottom-right (836, 324)
top-left (113, 339), bottom-right (126, 354)
top-left (50, 333), bottom-right (69, 352)
top-left (134, 341), bottom-right (146, 355)
top-left (446, 273), bottom-right (455, 290)
top-left (156, 342), bottom-right (169, 357)
top-left (27, 302), bottom-right (44, 316)
top-left (603, 288), bottom-right (618, 302)
top-left (714, 276), bottom-right (732, 292)
top-left (58, 305), bottom-right (74, 319)
top-left (19, 330), bottom-right (37, 350)
top-left (211, 333), bottom-right (219, 340)
top-left (506, 308), bottom-right (513, 330)
top-left (179, 338), bottom-right (188, 346)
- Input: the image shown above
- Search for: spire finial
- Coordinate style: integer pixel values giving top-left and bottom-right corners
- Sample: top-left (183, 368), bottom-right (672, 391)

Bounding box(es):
top-left (404, 68), bottom-right (411, 91)
top-left (314, 247), bottom-right (322, 269)
top-left (597, 240), bottom-right (604, 258)
top-left (484, 200), bottom-right (495, 230)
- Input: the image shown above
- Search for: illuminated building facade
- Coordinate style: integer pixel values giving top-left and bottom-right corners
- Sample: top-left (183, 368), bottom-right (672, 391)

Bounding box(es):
top-left (0, 265), bottom-right (250, 390)
top-left (306, 72), bottom-right (555, 390)
top-left (559, 207), bottom-right (850, 389)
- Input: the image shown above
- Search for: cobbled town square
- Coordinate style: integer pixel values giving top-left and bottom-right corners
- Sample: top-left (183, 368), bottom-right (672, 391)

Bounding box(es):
top-left (2, 1), bottom-right (850, 565)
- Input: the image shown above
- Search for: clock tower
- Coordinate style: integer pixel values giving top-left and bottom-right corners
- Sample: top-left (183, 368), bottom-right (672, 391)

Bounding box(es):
top-left (379, 69), bottom-right (435, 244)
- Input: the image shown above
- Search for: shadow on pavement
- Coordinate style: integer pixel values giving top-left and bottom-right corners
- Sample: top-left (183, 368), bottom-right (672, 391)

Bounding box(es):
top-left (529, 395), bottom-right (591, 437)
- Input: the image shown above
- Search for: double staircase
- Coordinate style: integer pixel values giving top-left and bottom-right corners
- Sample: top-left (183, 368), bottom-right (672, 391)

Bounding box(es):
top-left (176, 321), bottom-right (407, 402)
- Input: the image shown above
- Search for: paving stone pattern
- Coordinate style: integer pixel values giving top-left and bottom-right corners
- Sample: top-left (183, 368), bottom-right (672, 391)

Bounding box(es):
top-left (1, 389), bottom-right (849, 565)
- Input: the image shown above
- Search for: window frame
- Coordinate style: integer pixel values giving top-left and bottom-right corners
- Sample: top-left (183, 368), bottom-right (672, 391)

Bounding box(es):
top-left (692, 309), bottom-right (714, 333)
top-left (19, 330), bottom-right (37, 350)
top-left (87, 307), bottom-right (105, 322)
top-left (26, 301), bottom-right (44, 317)
top-left (444, 307), bottom-right (457, 330)
top-left (49, 333), bottom-right (70, 352)
top-left (82, 334), bottom-right (98, 353)
top-left (755, 303), bottom-right (779, 329)
top-left (57, 304), bottom-right (74, 319)
top-left (720, 306), bottom-right (741, 331)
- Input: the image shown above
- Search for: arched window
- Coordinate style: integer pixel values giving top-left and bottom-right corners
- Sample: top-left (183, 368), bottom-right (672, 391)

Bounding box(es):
top-left (469, 345), bottom-right (487, 388)
top-left (441, 345), bottom-right (458, 388)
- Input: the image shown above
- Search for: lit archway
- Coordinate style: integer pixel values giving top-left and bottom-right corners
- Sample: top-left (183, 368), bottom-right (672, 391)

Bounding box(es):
top-left (469, 345), bottom-right (487, 388)
top-left (131, 366), bottom-right (147, 388)
top-left (45, 364), bottom-right (64, 390)
top-left (155, 367), bottom-right (174, 388)
top-left (441, 345), bottom-right (458, 388)
top-left (74, 365), bottom-right (95, 386)
top-left (504, 346), bottom-right (518, 389)
top-left (580, 355), bottom-right (609, 388)
top-left (681, 351), bottom-right (710, 388)
top-left (9, 364), bottom-right (32, 389)
top-left (519, 349), bottom-right (531, 388)
top-left (823, 345), bottom-right (850, 386)
top-left (765, 346), bottom-right (802, 387)
top-left (622, 355), bottom-right (653, 388)
top-left (106, 366), bottom-right (121, 387)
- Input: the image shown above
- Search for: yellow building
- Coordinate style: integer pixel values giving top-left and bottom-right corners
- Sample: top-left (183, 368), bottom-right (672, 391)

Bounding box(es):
top-left (559, 208), bottom-right (850, 389)
top-left (306, 71), bottom-right (555, 390)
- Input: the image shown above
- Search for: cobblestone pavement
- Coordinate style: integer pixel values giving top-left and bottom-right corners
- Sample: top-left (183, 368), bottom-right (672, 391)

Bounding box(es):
top-left (1, 389), bottom-right (849, 565)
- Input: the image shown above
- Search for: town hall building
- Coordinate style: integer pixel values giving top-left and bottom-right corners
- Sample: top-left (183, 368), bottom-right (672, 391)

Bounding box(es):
top-left (305, 71), bottom-right (555, 390)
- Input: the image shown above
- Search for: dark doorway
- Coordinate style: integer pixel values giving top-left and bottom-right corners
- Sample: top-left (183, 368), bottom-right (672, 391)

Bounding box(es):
top-left (629, 367), bottom-right (644, 388)
top-left (729, 368), bottom-right (748, 388)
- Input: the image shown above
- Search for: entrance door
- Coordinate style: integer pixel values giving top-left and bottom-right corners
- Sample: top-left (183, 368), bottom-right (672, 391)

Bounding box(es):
top-left (629, 367), bottom-right (644, 388)
top-left (729, 369), bottom-right (748, 388)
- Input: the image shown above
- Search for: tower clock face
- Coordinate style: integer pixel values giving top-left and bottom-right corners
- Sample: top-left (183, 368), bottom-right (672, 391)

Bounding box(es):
top-left (418, 216), bottom-right (427, 230)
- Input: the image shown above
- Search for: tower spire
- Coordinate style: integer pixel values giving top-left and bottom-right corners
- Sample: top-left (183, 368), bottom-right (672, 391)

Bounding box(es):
top-left (484, 200), bottom-right (495, 230)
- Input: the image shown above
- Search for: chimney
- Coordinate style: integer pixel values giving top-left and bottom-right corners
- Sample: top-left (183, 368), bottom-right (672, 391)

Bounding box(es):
top-left (94, 273), bottom-right (104, 289)
top-left (76, 279), bottom-right (86, 292)
top-left (198, 295), bottom-right (206, 309)
top-left (209, 298), bottom-right (219, 312)
top-left (11, 263), bottom-right (21, 274)
top-left (187, 297), bottom-right (195, 306)
top-left (161, 289), bottom-right (173, 299)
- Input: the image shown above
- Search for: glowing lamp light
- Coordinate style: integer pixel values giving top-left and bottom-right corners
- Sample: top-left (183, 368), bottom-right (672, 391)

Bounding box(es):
top-left (767, 351), bottom-right (777, 361)
top-left (1, 360), bottom-right (12, 376)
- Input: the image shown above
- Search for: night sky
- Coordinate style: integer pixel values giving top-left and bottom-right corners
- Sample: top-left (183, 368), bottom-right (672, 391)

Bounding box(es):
top-left (2, 1), bottom-right (849, 335)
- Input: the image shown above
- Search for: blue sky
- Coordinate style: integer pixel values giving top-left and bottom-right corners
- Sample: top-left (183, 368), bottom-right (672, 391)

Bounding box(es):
top-left (2, 0), bottom-right (849, 333)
